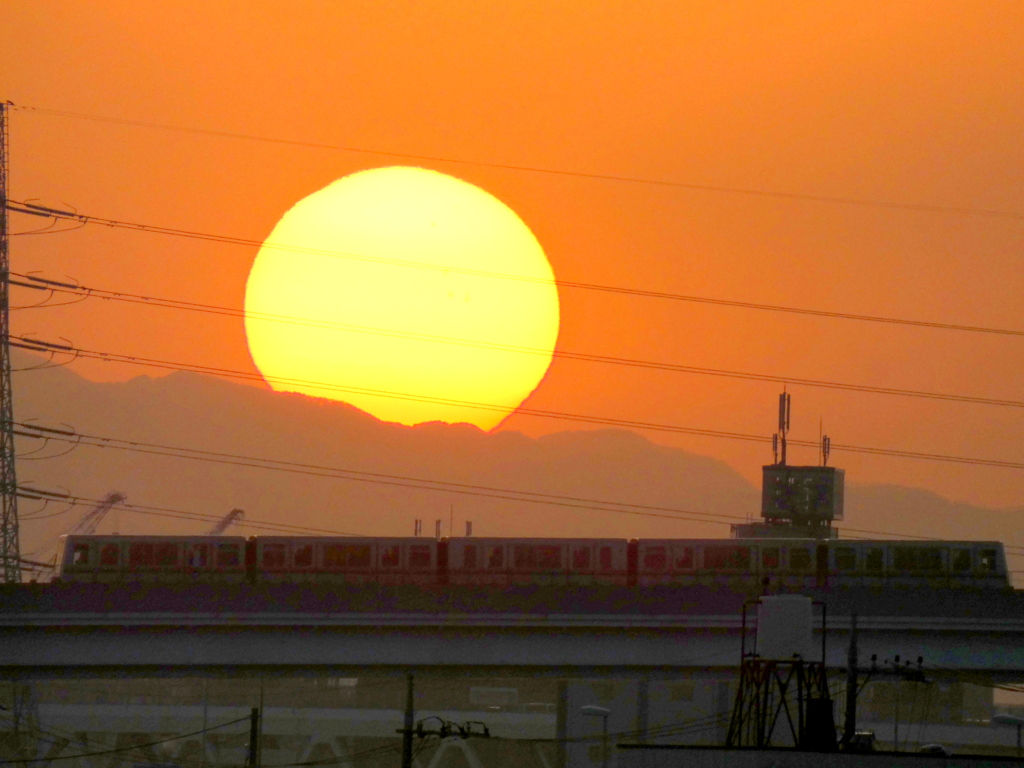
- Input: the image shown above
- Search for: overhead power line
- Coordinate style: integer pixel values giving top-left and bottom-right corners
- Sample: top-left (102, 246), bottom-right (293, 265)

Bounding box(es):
top-left (11, 272), bottom-right (1024, 409)
top-left (13, 425), bottom-right (752, 529)
top-left (13, 422), bottom-right (1024, 554)
top-left (12, 336), bottom-right (1024, 472)
top-left (17, 486), bottom-right (366, 537)
top-left (20, 488), bottom-right (1024, 560)
top-left (10, 103), bottom-right (1024, 221)
top-left (8, 201), bottom-right (1024, 339)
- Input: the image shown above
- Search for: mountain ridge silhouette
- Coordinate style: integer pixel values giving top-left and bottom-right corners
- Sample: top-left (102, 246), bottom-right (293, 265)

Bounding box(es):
top-left (12, 350), bottom-right (1022, 576)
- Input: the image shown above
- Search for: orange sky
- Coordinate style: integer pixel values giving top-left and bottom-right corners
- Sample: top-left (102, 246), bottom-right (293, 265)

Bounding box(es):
top-left (2, 1), bottom-right (1024, 509)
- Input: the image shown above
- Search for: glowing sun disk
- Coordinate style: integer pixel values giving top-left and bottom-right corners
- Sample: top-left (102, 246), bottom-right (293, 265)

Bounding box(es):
top-left (244, 166), bottom-right (560, 430)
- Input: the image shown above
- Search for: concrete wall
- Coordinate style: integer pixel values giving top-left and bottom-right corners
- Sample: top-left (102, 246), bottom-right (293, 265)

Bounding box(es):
top-left (617, 746), bottom-right (1024, 768)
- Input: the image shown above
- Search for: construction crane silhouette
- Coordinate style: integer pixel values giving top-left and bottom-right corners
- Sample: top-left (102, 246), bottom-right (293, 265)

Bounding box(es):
top-left (68, 493), bottom-right (126, 536)
top-left (207, 508), bottom-right (244, 535)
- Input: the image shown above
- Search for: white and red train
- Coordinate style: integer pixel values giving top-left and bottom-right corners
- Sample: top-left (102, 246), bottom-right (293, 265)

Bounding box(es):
top-left (57, 534), bottom-right (1010, 589)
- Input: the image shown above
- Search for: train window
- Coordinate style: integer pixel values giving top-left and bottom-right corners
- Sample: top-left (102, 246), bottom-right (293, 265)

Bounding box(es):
top-left (706, 546), bottom-right (751, 570)
top-left (790, 548), bottom-right (812, 571)
top-left (834, 547), bottom-right (857, 571)
top-left (216, 544), bottom-right (240, 568)
top-left (263, 544), bottom-right (287, 569)
top-left (979, 549), bottom-right (998, 573)
top-left (674, 546), bottom-right (694, 570)
top-left (643, 546), bottom-right (667, 571)
top-left (762, 548), bottom-right (780, 569)
top-left (464, 545), bottom-right (477, 569)
top-left (72, 543), bottom-right (90, 565)
top-left (100, 544), bottom-right (120, 566)
top-left (951, 549), bottom-right (971, 572)
top-left (324, 544), bottom-right (373, 569)
top-left (380, 545), bottom-right (400, 569)
top-left (294, 545), bottom-right (313, 568)
top-left (487, 546), bottom-right (504, 569)
top-left (572, 547), bottom-right (591, 570)
top-left (865, 548), bottom-right (884, 572)
top-left (514, 546), bottom-right (537, 569)
top-left (599, 546), bottom-right (613, 571)
top-left (129, 543), bottom-right (154, 567)
top-left (538, 546), bottom-right (561, 569)
top-left (187, 544), bottom-right (208, 568)
top-left (155, 543), bottom-right (178, 567)
top-left (894, 547), bottom-right (944, 573)
top-left (409, 545), bottom-right (431, 569)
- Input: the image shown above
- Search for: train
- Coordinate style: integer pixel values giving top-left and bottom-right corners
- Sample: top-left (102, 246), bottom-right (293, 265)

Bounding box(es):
top-left (57, 534), bottom-right (1011, 589)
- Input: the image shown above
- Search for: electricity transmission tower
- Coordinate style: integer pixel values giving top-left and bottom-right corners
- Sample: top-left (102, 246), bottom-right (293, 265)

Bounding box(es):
top-left (0, 102), bottom-right (21, 583)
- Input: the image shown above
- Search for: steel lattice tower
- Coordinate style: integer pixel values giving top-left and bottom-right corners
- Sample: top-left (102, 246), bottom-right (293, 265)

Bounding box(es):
top-left (0, 103), bottom-right (21, 583)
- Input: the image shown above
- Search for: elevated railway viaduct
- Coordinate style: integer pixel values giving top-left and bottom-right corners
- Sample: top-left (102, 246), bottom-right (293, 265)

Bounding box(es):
top-left (2, 583), bottom-right (1023, 676)
top-left (2, 583), bottom-right (1023, 766)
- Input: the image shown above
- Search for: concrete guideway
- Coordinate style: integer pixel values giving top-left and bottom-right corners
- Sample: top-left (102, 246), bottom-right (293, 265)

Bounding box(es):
top-left (2, 583), bottom-right (1024, 676)
top-left (4, 610), bottom-right (1024, 633)
top-left (2, 623), bottom-right (1023, 676)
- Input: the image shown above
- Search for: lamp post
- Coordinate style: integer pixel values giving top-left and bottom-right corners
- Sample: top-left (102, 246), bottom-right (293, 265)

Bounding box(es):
top-left (581, 705), bottom-right (611, 768)
top-left (992, 714), bottom-right (1024, 758)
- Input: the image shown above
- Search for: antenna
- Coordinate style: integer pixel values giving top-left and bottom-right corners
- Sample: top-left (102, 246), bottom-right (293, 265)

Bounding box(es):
top-left (772, 434), bottom-right (779, 465)
top-left (822, 435), bottom-right (831, 467)
top-left (775, 391), bottom-right (791, 466)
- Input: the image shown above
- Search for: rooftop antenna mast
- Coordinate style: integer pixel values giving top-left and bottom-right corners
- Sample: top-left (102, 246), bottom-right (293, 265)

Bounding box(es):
top-left (0, 103), bottom-right (20, 583)
top-left (776, 391), bottom-right (790, 466)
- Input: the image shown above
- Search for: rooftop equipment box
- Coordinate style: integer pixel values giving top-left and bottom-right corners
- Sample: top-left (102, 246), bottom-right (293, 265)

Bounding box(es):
top-left (757, 595), bottom-right (814, 660)
top-left (761, 465), bottom-right (844, 522)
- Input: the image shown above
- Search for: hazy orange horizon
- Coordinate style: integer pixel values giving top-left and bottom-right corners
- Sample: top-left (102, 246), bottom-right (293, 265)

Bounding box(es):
top-left (3, 0), bottom-right (1024, 509)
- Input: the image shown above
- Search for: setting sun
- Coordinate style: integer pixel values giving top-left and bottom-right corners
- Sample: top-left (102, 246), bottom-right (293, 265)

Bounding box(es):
top-left (244, 167), bottom-right (560, 430)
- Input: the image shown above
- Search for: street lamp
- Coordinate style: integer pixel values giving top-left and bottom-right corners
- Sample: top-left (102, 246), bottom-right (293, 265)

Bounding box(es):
top-left (992, 714), bottom-right (1024, 758)
top-left (581, 705), bottom-right (611, 768)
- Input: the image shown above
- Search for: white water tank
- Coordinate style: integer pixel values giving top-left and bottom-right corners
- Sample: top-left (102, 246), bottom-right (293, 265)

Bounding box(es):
top-left (757, 595), bottom-right (814, 660)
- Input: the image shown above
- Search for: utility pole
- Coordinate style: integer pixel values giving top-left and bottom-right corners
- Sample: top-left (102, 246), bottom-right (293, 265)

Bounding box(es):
top-left (246, 707), bottom-right (260, 768)
top-left (401, 674), bottom-right (414, 768)
top-left (0, 102), bottom-right (21, 584)
top-left (842, 614), bottom-right (858, 746)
